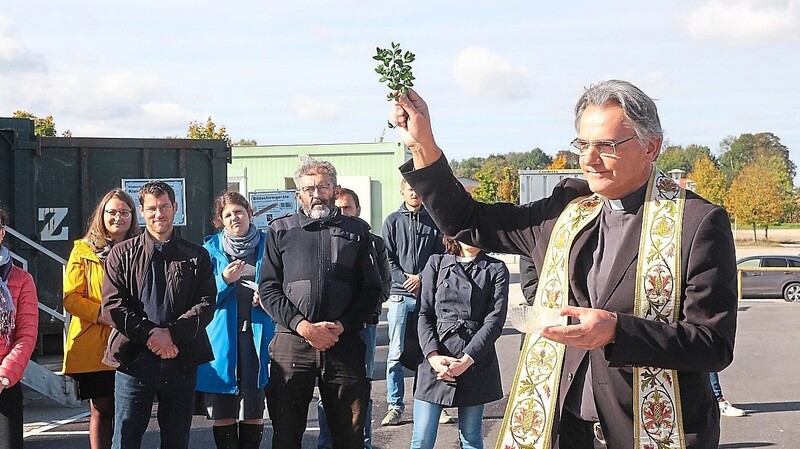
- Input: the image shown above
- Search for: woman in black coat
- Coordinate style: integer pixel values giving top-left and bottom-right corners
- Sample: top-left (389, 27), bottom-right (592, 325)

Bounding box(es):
top-left (410, 236), bottom-right (509, 449)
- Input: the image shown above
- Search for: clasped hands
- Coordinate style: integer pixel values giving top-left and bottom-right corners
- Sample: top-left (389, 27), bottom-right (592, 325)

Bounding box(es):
top-left (427, 352), bottom-right (473, 383)
top-left (297, 319), bottom-right (345, 351)
top-left (147, 327), bottom-right (178, 359)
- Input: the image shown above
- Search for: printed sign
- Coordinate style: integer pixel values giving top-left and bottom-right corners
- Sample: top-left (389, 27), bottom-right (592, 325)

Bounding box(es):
top-left (249, 190), bottom-right (298, 229)
top-left (122, 178), bottom-right (187, 226)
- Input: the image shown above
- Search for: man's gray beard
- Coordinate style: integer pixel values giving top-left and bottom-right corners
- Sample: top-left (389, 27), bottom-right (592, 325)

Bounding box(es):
top-left (304, 204), bottom-right (331, 219)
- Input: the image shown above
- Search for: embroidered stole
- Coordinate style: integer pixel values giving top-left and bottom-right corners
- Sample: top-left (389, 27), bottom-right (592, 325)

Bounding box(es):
top-left (496, 168), bottom-right (686, 449)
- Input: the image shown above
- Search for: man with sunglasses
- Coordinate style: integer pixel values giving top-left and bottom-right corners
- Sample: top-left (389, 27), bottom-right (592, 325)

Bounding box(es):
top-left (258, 159), bottom-right (382, 449)
top-left (388, 80), bottom-right (737, 449)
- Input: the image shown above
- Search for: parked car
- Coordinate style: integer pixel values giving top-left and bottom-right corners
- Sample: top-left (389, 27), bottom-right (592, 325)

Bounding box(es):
top-left (736, 255), bottom-right (800, 302)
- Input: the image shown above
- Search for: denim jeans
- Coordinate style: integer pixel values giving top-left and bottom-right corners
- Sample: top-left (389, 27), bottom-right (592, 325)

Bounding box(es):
top-left (112, 352), bottom-right (198, 449)
top-left (410, 399), bottom-right (484, 449)
top-left (318, 324), bottom-right (377, 449)
top-left (386, 294), bottom-right (416, 411)
top-left (709, 372), bottom-right (723, 400)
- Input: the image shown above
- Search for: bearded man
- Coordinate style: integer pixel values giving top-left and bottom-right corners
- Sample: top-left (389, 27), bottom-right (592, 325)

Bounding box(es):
top-left (258, 159), bottom-right (382, 449)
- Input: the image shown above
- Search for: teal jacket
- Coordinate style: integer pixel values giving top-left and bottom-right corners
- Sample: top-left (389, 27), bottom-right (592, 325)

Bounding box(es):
top-left (196, 231), bottom-right (274, 393)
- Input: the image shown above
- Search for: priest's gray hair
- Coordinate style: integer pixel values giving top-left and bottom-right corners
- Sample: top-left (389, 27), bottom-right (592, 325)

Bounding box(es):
top-left (293, 159), bottom-right (338, 188)
top-left (574, 79), bottom-right (663, 142)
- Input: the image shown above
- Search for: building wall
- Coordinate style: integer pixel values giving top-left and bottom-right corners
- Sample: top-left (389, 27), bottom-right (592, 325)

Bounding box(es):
top-left (229, 142), bottom-right (410, 230)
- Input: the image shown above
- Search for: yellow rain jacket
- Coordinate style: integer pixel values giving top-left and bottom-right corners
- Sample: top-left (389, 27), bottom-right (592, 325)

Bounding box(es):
top-left (62, 240), bottom-right (114, 374)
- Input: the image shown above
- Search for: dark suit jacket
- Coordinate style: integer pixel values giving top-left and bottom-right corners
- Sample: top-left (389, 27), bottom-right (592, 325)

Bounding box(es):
top-left (401, 156), bottom-right (738, 449)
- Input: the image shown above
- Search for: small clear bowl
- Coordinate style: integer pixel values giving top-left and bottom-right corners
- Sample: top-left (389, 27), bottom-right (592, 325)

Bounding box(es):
top-left (508, 304), bottom-right (562, 335)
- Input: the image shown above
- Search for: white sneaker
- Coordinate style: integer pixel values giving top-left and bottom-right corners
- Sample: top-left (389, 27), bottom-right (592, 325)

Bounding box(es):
top-left (719, 399), bottom-right (746, 417)
top-left (439, 409), bottom-right (455, 424)
top-left (381, 408), bottom-right (402, 426)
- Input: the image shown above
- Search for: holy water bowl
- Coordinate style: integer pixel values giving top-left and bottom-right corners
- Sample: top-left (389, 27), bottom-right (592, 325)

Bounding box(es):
top-left (508, 304), bottom-right (562, 335)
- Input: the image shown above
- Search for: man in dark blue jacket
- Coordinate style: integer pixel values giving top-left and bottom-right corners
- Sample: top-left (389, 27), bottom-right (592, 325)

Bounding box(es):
top-left (259, 160), bottom-right (382, 449)
top-left (380, 178), bottom-right (444, 426)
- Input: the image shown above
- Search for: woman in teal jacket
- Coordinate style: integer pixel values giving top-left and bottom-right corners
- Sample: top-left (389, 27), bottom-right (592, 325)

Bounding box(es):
top-left (196, 191), bottom-right (274, 449)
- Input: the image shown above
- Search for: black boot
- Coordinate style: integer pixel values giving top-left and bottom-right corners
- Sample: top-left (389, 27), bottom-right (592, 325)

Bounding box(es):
top-left (212, 423), bottom-right (239, 449)
top-left (238, 422), bottom-right (264, 449)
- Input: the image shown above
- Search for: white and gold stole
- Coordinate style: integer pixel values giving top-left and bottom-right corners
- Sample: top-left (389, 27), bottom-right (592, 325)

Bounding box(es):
top-left (496, 167), bottom-right (686, 449)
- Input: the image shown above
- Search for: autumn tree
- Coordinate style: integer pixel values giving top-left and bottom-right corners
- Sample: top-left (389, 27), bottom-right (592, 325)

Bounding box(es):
top-left (472, 167), bottom-right (499, 203)
top-left (718, 132), bottom-right (795, 181)
top-left (496, 167), bottom-right (519, 203)
top-left (187, 116), bottom-right (232, 147)
top-left (687, 156), bottom-right (727, 206)
top-left (12, 110), bottom-right (57, 137)
top-left (547, 154), bottom-right (570, 169)
top-left (726, 156), bottom-right (792, 241)
top-left (545, 148), bottom-right (582, 169)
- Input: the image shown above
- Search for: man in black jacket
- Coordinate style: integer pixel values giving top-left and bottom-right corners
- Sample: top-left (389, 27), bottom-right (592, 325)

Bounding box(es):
top-left (259, 160), bottom-right (382, 449)
top-left (102, 181), bottom-right (215, 449)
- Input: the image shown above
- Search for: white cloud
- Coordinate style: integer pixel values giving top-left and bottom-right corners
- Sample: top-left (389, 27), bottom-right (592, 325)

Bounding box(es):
top-left (451, 46), bottom-right (530, 101)
top-left (48, 70), bottom-right (162, 118)
top-left (292, 95), bottom-right (341, 121)
top-left (0, 16), bottom-right (45, 72)
top-left (683, 0), bottom-right (800, 45)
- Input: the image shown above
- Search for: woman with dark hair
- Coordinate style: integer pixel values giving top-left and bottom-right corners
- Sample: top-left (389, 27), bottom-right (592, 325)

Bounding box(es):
top-left (196, 191), bottom-right (274, 449)
top-left (0, 207), bottom-right (39, 449)
top-left (411, 236), bottom-right (509, 449)
top-left (63, 188), bottom-right (140, 449)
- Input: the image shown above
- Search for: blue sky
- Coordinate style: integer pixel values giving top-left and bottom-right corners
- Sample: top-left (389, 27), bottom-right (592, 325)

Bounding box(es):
top-left (2, 1), bottom-right (799, 182)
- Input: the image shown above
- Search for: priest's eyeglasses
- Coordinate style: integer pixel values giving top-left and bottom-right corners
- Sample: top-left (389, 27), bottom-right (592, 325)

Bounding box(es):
top-left (570, 135), bottom-right (638, 157)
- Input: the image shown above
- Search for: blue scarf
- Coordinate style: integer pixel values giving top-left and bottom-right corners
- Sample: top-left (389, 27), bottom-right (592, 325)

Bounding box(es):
top-left (0, 246), bottom-right (16, 346)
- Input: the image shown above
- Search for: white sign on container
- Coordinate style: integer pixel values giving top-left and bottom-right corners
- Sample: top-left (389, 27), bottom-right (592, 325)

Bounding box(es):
top-left (249, 190), bottom-right (298, 229)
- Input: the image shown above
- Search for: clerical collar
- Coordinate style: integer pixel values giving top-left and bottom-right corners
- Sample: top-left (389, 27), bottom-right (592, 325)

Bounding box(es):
top-left (606, 182), bottom-right (648, 213)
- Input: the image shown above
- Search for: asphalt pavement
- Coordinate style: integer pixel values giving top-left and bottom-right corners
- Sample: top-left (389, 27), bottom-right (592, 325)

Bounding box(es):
top-left (20, 257), bottom-right (800, 449)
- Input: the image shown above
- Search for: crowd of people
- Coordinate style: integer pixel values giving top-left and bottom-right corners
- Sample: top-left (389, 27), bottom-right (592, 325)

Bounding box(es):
top-left (0, 78), bottom-right (748, 449)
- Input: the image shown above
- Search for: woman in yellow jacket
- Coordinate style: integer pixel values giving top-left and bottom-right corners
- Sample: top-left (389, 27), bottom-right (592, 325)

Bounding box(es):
top-left (63, 189), bottom-right (139, 449)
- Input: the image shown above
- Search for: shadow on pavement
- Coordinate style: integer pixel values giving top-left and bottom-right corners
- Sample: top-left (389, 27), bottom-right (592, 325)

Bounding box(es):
top-left (719, 443), bottom-right (775, 448)
top-left (738, 401), bottom-right (800, 414)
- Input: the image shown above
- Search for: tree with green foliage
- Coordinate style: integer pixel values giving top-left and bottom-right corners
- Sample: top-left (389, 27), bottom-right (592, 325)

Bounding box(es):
top-left (505, 148), bottom-right (552, 170)
top-left (726, 155), bottom-right (792, 240)
top-left (718, 132), bottom-right (795, 182)
top-left (187, 117), bottom-right (232, 147)
top-left (656, 144), bottom-right (713, 173)
top-left (12, 110), bottom-right (58, 137)
top-left (687, 156), bottom-right (727, 206)
top-left (472, 167), bottom-right (499, 203)
top-left (450, 156), bottom-right (486, 179)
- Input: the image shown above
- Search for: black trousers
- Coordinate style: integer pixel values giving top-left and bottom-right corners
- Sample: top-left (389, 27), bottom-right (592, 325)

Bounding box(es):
top-left (266, 332), bottom-right (370, 449)
top-left (557, 409), bottom-right (606, 449)
top-left (0, 382), bottom-right (23, 449)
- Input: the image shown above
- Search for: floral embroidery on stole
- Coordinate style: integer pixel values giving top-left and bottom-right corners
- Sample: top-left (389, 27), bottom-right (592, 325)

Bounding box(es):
top-left (495, 167), bottom-right (686, 449)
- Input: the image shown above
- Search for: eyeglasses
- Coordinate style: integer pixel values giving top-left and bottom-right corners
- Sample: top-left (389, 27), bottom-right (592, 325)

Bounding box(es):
top-left (105, 209), bottom-right (133, 218)
top-left (570, 135), bottom-right (638, 157)
top-left (298, 183), bottom-right (333, 196)
top-left (143, 204), bottom-right (173, 215)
